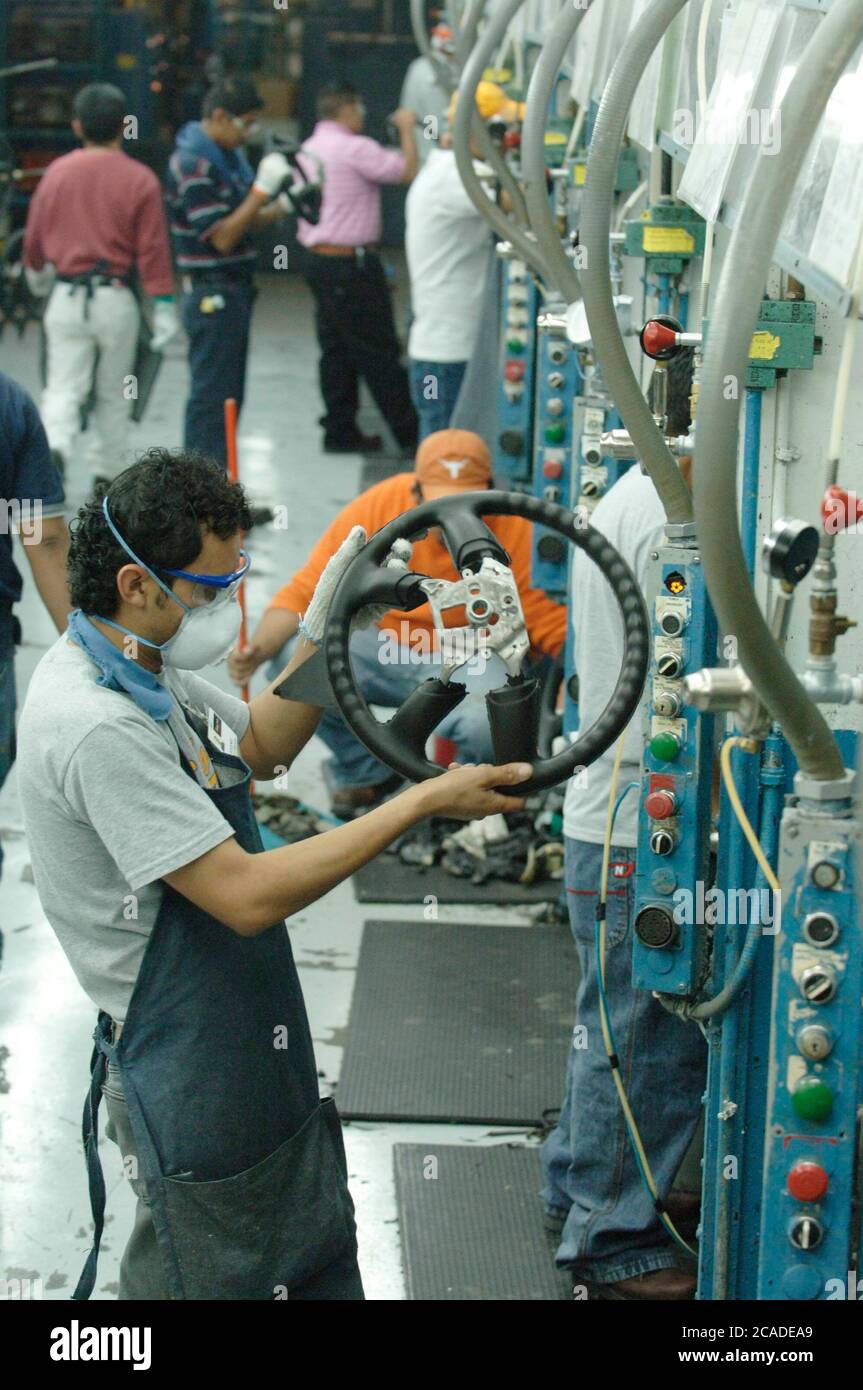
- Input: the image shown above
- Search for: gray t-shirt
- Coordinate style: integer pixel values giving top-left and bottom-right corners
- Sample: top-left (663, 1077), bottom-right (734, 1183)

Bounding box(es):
top-left (563, 467), bottom-right (666, 848)
top-left (17, 635), bottom-right (251, 1021)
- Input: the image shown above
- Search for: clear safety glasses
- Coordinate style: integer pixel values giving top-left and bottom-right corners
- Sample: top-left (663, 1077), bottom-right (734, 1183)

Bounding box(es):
top-left (160, 551), bottom-right (252, 608)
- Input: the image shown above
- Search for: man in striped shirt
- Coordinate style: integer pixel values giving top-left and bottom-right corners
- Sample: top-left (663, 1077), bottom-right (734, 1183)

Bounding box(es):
top-left (298, 82), bottom-right (419, 456)
top-left (166, 77), bottom-right (292, 469)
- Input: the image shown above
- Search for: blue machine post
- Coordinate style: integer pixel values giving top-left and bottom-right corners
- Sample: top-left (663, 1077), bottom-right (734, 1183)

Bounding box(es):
top-left (530, 309), bottom-right (581, 598)
top-left (742, 389), bottom-right (763, 575)
top-left (631, 554), bottom-right (717, 996)
top-left (495, 257), bottom-right (539, 487)
top-left (757, 792), bottom-right (860, 1300)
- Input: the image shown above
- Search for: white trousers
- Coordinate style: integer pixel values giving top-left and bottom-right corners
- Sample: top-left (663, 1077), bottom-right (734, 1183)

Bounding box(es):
top-left (41, 283), bottom-right (140, 481)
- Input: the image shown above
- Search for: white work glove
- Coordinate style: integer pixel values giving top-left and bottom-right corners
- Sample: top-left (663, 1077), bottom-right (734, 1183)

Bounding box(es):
top-left (150, 297), bottom-right (179, 351)
top-left (253, 151), bottom-right (291, 199)
top-left (276, 191), bottom-right (293, 217)
top-left (299, 527), bottom-right (413, 646)
top-left (24, 263), bottom-right (56, 298)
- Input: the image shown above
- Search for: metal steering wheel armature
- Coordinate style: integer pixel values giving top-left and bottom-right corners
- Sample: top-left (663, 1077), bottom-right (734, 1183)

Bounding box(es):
top-left (324, 490), bottom-right (650, 794)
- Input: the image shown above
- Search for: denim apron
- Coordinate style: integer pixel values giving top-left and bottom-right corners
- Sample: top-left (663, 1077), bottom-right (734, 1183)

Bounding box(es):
top-left (72, 715), bottom-right (362, 1300)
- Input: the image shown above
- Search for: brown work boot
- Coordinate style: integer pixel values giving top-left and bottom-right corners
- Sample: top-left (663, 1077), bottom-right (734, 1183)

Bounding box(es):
top-left (586, 1267), bottom-right (697, 1301)
top-left (331, 773), bottom-right (403, 820)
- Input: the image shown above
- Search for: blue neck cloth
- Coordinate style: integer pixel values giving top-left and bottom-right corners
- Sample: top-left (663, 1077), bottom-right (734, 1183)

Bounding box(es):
top-left (67, 609), bottom-right (172, 722)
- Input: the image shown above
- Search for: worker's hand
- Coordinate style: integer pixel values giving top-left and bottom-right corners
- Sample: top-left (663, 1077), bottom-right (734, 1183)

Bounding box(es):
top-left (253, 152), bottom-right (292, 199)
top-left (390, 107), bottom-right (418, 134)
top-left (420, 761), bottom-right (532, 821)
top-left (300, 526), bottom-right (368, 645)
top-left (228, 641), bottom-right (266, 685)
top-left (150, 297), bottom-right (179, 351)
top-left (354, 538), bottom-right (413, 629)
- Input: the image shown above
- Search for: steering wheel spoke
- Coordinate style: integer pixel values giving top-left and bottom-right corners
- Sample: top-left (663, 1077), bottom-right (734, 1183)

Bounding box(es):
top-left (385, 679), bottom-right (468, 760)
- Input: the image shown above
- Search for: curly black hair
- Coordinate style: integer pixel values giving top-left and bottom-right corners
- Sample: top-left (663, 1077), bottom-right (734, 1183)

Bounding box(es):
top-left (68, 448), bottom-right (252, 616)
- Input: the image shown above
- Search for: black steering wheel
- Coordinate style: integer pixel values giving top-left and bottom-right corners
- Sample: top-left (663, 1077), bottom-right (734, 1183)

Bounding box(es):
top-left (324, 490), bottom-right (649, 795)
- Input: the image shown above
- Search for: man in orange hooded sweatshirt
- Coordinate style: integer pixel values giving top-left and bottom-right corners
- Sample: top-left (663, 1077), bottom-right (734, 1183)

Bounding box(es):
top-left (230, 429), bottom-right (566, 817)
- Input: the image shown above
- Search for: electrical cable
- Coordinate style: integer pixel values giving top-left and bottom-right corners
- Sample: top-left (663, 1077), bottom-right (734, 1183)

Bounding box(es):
top-left (593, 739), bottom-right (697, 1259)
top-left (686, 737), bottom-right (780, 1021)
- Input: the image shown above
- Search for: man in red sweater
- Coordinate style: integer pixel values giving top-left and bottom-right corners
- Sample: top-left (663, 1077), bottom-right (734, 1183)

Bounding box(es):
top-left (229, 429), bottom-right (566, 816)
top-left (23, 84), bottom-right (176, 489)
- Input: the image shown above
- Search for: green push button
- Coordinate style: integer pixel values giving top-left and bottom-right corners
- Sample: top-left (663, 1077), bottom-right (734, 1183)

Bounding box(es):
top-left (545, 423), bottom-right (566, 445)
top-left (507, 338), bottom-right (525, 354)
top-left (791, 1076), bottom-right (834, 1123)
top-left (650, 731), bottom-right (681, 763)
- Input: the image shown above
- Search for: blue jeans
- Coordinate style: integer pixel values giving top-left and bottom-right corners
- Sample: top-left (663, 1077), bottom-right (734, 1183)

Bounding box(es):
top-left (541, 837), bottom-right (707, 1284)
top-left (269, 625), bottom-right (495, 790)
top-left (182, 276), bottom-right (255, 469)
top-left (409, 359), bottom-right (468, 442)
top-left (0, 644), bottom-right (16, 882)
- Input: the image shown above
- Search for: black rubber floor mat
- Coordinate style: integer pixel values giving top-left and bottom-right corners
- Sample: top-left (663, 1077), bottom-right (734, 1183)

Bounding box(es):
top-left (337, 919), bottom-right (578, 1124)
top-left (394, 1142), bottom-right (570, 1300)
top-left (352, 855), bottom-right (561, 905)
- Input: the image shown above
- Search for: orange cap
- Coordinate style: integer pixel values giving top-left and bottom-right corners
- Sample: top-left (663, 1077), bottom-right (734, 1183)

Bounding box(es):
top-left (415, 429), bottom-right (492, 499)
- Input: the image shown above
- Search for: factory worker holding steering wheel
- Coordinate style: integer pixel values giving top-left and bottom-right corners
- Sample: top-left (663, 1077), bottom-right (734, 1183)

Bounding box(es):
top-left (16, 448), bottom-right (531, 1302)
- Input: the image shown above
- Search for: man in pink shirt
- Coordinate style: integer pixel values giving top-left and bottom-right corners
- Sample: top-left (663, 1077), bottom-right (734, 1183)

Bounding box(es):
top-left (23, 84), bottom-right (176, 490)
top-left (299, 83), bottom-right (419, 455)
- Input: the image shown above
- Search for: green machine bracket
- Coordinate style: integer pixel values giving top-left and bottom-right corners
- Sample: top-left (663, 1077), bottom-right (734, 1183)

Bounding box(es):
top-left (703, 299), bottom-right (822, 390)
top-left (624, 202), bottom-right (707, 275)
top-left (572, 145), bottom-right (640, 193)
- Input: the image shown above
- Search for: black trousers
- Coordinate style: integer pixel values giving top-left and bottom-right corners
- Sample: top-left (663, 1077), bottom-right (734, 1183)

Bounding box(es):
top-left (304, 251), bottom-right (418, 450)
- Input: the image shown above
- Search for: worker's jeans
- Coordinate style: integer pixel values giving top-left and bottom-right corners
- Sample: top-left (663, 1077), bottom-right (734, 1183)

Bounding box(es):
top-left (408, 359), bottom-right (468, 441)
top-left (541, 837), bottom-right (707, 1285)
top-left (41, 283), bottom-right (139, 482)
top-left (182, 275), bottom-right (255, 469)
top-left (268, 625), bottom-right (495, 789)
top-left (0, 637), bottom-right (15, 883)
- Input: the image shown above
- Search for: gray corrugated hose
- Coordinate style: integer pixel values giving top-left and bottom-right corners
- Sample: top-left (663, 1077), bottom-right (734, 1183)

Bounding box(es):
top-left (521, 0), bottom-right (596, 305)
top-left (695, 0), bottom-right (863, 781)
top-left (453, 0), bottom-right (551, 279)
top-left (580, 0), bottom-right (694, 526)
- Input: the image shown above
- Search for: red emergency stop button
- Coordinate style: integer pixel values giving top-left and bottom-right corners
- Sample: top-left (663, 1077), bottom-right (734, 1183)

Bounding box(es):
top-left (640, 317), bottom-right (682, 361)
top-left (505, 360), bottom-right (525, 383)
top-left (543, 459), bottom-right (563, 480)
top-left (645, 789), bottom-right (677, 820)
top-left (787, 1161), bottom-right (829, 1203)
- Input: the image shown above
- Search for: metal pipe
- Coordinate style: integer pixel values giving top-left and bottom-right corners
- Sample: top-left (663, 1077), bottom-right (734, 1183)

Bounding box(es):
top-left (580, 0), bottom-right (695, 527)
top-left (453, 0), bottom-right (552, 281)
top-left (693, 0), bottom-right (863, 783)
top-left (521, 0), bottom-right (596, 305)
top-left (411, 0), bottom-right (459, 93)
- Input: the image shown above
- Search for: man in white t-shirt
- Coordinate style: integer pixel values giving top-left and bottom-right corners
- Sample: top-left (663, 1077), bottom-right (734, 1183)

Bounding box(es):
top-left (541, 358), bottom-right (708, 1301)
top-left (405, 94), bottom-right (493, 441)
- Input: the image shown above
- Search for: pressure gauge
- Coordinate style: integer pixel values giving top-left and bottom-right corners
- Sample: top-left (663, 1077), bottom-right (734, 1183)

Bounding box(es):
top-left (762, 518), bottom-right (820, 586)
